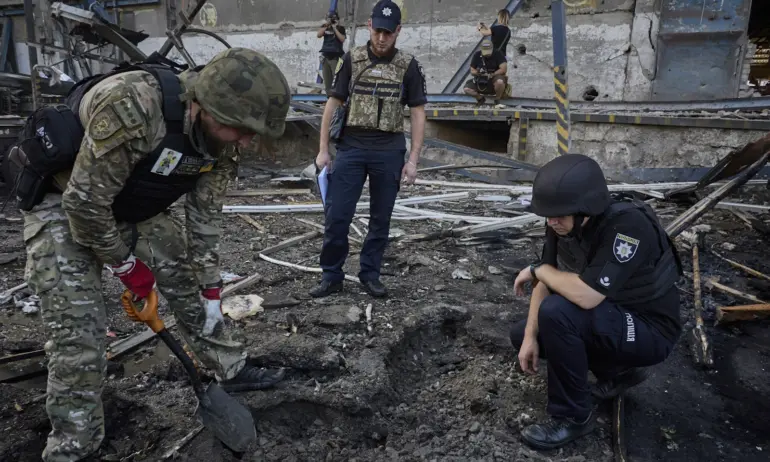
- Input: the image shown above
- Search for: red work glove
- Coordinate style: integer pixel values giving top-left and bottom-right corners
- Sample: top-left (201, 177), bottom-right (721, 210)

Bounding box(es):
top-left (110, 254), bottom-right (156, 300)
top-left (201, 286), bottom-right (224, 336)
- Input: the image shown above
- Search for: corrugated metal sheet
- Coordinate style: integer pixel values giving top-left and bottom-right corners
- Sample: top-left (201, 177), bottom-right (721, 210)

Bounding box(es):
top-left (651, 0), bottom-right (753, 101)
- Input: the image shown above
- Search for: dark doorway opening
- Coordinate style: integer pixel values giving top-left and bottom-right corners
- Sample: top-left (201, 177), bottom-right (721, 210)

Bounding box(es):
top-left (747, 0), bottom-right (770, 95)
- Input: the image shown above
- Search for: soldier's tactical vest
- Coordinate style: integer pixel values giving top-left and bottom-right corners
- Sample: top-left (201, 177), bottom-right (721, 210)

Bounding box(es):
top-left (556, 197), bottom-right (683, 304)
top-left (65, 62), bottom-right (213, 224)
top-left (346, 46), bottom-right (413, 133)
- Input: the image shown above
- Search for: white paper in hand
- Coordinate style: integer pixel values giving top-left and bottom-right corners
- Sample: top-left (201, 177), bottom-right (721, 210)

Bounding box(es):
top-left (318, 166), bottom-right (329, 205)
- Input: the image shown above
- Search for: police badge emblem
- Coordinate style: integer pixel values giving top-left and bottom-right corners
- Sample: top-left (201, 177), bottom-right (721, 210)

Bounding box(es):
top-left (613, 233), bottom-right (639, 263)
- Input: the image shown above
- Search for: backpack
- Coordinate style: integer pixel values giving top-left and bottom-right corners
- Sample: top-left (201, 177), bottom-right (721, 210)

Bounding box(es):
top-left (1, 53), bottom-right (191, 211)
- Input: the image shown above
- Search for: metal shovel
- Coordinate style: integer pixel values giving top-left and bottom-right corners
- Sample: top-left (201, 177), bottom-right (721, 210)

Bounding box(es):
top-left (120, 289), bottom-right (257, 452)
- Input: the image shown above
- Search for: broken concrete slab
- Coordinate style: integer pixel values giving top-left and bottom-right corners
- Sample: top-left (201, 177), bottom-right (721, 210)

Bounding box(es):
top-left (305, 305), bottom-right (363, 328)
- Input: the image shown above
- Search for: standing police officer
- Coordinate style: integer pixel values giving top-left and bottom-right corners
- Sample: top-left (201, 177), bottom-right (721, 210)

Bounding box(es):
top-left (310, 0), bottom-right (427, 298)
top-left (509, 154), bottom-right (683, 450)
top-left (316, 11), bottom-right (347, 96)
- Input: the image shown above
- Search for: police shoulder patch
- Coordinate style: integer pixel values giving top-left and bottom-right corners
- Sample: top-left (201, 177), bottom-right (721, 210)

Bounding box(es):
top-left (613, 233), bottom-right (640, 263)
top-left (88, 106), bottom-right (121, 141)
top-left (334, 58), bottom-right (344, 74)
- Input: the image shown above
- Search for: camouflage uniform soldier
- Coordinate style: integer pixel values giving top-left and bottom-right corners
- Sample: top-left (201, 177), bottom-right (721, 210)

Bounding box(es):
top-left (13, 48), bottom-right (291, 462)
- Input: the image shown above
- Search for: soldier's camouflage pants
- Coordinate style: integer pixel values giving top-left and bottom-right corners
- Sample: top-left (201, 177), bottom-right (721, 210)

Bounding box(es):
top-left (22, 194), bottom-right (247, 462)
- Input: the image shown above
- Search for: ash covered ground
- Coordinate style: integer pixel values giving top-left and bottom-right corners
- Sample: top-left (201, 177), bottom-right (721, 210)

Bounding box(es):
top-left (1, 160), bottom-right (769, 462)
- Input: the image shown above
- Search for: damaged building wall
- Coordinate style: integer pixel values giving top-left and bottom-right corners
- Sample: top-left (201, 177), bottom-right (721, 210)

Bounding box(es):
top-left (507, 12), bottom-right (633, 101)
top-left (6, 0), bottom-right (756, 101)
top-left (623, 0), bottom-right (659, 101)
top-left (650, 0), bottom-right (753, 101)
top-left (6, 0), bottom-right (763, 173)
top-left (133, 0), bottom-right (651, 99)
top-left (516, 120), bottom-right (768, 168)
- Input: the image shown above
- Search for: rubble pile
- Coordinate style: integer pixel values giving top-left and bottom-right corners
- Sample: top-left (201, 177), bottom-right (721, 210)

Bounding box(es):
top-left (1, 160), bottom-right (769, 461)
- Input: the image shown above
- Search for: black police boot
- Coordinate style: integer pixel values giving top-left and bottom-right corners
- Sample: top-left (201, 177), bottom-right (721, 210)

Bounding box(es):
top-left (361, 279), bottom-right (387, 298)
top-left (520, 412), bottom-right (596, 450)
top-left (309, 279), bottom-right (343, 298)
top-left (220, 365), bottom-right (285, 393)
top-left (592, 367), bottom-right (649, 401)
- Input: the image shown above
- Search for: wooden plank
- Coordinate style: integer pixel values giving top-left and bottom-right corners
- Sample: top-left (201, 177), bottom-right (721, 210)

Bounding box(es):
top-left (710, 249), bottom-right (770, 282)
top-left (106, 319), bottom-right (177, 360)
top-left (705, 278), bottom-right (768, 305)
top-left (222, 273), bottom-right (262, 298)
top-left (716, 304), bottom-right (770, 325)
top-left (715, 201), bottom-right (770, 213)
top-left (0, 349), bottom-right (45, 365)
top-left (227, 189), bottom-right (310, 197)
top-left (238, 214), bottom-right (266, 232)
top-left (665, 151), bottom-right (770, 238)
top-left (458, 213), bottom-right (543, 235)
top-left (259, 230), bottom-right (322, 256)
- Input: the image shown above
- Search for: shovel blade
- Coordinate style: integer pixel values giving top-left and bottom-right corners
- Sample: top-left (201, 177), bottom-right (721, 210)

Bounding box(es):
top-left (196, 382), bottom-right (257, 452)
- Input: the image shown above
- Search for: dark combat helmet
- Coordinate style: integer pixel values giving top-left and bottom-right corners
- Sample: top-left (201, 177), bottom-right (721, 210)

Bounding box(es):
top-left (529, 154), bottom-right (610, 218)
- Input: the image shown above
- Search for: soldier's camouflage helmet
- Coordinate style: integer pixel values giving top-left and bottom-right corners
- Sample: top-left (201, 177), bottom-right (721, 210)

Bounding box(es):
top-left (191, 47), bottom-right (291, 139)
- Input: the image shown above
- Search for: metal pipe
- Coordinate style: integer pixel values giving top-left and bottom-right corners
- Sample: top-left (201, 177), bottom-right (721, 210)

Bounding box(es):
top-left (158, 0), bottom-right (208, 57)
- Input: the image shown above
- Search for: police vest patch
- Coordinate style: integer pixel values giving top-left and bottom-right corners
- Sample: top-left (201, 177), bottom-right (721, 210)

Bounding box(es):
top-left (613, 233), bottom-right (639, 263)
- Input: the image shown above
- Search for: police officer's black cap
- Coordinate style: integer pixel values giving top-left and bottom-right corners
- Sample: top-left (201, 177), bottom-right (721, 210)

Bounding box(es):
top-left (371, 0), bottom-right (401, 32)
top-left (529, 153), bottom-right (611, 218)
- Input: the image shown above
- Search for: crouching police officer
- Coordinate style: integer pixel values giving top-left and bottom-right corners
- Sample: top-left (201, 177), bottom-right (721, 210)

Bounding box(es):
top-left (6, 48), bottom-right (290, 462)
top-left (509, 154), bottom-right (683, 450)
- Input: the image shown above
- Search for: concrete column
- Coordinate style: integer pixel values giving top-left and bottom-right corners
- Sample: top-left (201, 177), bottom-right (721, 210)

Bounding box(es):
top-left (623, 0), bottom-right (659, 101)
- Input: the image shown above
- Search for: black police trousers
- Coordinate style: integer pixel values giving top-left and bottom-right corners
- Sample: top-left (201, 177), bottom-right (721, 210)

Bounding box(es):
top-left (509, 294), bottom-right (676, 421)
top-left (319, 146), bottom-right (404, 283)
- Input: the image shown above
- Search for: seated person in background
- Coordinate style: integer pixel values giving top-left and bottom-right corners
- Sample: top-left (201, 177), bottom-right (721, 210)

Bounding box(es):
top-left (509, 154), bottom-right (683, 451)
top-left (478, 8), bottom-right (511, 56)
top-left (463, 38), bottom-right (508, 108)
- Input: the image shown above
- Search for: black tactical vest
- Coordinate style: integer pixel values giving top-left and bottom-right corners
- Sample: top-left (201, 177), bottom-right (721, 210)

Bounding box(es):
top-left (556, 197), bottom-right (683, 304)
top-left (320, 26), bottom-right (345, 56)
top-left (66, 63), bottom-right (213, 224)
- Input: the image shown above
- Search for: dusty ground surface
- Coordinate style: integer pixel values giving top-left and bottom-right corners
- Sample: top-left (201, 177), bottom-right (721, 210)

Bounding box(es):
top-left (1, 155), bottom-right (769, 462)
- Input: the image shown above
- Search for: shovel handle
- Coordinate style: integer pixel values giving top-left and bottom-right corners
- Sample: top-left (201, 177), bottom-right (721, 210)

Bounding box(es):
top-left (156, 329), bottom-right (207, 399)
top-left (121, 290), bottom-right (207, 398)
top-left (121, 289), bottom-right (165, 333)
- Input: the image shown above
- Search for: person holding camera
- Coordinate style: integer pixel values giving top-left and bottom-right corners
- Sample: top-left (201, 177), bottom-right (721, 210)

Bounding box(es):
top-left (463, 38), bottom-right (508, 108)
top-left (477, 9), bottom-right (512, 57)
top-left (317, 12), bottom-right (347, 96)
